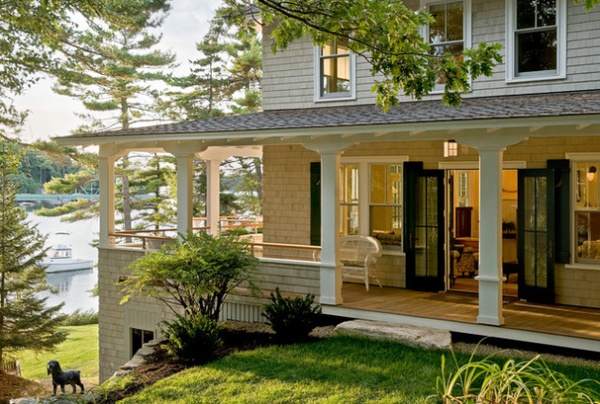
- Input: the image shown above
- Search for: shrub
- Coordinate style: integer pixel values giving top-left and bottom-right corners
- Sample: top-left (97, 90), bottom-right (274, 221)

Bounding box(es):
top-left (262, 287), bottom-right (322, 342)
top-left (162, 313), bottom-right (222, 364)
top-left (61, 309), bottom-right (99, 326)
top-left (121, 229), bottom-right (260, 321)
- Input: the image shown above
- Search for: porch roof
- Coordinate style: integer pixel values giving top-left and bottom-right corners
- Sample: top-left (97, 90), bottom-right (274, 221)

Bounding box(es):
top-left (56, 89), bottom-right (600, 147)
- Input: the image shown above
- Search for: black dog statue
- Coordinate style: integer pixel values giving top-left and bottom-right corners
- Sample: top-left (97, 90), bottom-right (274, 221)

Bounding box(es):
top-left (46, 359), bottom-right (85, 395)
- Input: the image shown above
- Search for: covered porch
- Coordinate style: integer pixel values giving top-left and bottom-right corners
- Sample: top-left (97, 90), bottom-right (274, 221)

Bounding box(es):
top-left (329, 283), bottom-right (600, 353)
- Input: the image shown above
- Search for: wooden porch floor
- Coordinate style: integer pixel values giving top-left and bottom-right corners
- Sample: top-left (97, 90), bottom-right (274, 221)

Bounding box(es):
top-left (325, 283), bottom-right (600, 353)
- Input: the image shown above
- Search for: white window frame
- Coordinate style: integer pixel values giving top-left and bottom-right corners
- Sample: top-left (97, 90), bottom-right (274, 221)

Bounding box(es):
top-left (314, 41), bottom-right (356, 102)
top-left (341, 156), bottom-right (409, 253)
top-left (566, 153), bottom-right (600, 271)
top-left (421, 0), bottom-right (472, 93)
top-left (506, 0), bottom-right (566, 83)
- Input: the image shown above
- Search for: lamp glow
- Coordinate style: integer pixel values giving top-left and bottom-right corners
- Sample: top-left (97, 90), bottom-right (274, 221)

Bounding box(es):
top-left (444, 140), bottom-right (458, 157)
top-left (588, 166), bottom-right (597, 181)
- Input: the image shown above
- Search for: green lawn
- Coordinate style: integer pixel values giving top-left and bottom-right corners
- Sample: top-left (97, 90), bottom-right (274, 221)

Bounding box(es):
top-left (17, 324), bottom-right (99, 384)
top-left (118, 336), bottom-right (600, 404)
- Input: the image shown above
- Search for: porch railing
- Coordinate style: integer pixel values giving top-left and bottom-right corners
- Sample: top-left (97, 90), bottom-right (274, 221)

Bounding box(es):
top-left (107, 216), bottom-right (320, 262)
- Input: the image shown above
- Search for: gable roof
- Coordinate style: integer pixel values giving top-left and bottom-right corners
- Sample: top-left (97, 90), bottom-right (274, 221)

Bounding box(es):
top-left (56, 90), bottom-right (600, 146)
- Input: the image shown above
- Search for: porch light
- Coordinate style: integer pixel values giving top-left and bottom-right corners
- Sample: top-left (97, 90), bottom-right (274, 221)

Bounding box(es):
top-left (588, 166), bottom-right (597, 181)
top-left (444, 140), bottom-right (458, 157)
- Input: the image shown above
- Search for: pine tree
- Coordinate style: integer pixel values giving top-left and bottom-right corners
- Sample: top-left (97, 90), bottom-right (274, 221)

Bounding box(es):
top-left (0, 140), bottom-right (67, 367)
top-left (129, 153), bottom-right (177, 230)
top-left (47, 0), bottom-right (177, 231)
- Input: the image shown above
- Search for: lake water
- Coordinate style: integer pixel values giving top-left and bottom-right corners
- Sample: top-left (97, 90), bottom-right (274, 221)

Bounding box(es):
top-left (27, 212), bottom-right (99, 314)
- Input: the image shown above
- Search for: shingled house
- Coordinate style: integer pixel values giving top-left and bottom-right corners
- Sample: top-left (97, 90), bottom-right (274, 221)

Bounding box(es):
top-left (56, 0), bottom-right (600, 381)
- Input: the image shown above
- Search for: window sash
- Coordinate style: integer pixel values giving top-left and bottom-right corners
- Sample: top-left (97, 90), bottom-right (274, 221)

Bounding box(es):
top-left (508, 0), bottom-right (563, 80)
top-left (339, 161), bottom-right (405, 249)
top-left (317, 40), bottom-right (353, 99)
top-left (573, 160), bottom-right (600, 264)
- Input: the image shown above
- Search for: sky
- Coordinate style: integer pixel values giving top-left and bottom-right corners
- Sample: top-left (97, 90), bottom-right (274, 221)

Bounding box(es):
top-left (13, 0), bottom-right (222, 142)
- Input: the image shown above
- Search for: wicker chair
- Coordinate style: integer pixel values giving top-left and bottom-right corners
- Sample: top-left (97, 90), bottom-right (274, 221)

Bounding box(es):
top-left (339, 235), bottom-right (383, 291)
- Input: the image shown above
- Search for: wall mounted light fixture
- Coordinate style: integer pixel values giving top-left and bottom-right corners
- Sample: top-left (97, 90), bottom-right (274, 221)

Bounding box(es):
top-left (588, 166), bottom-right (597, 181)
top-left (444, 140), bottom-right (458, 157)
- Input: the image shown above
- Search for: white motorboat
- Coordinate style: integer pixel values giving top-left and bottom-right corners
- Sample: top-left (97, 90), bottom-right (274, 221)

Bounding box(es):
top-left (42, 232), bottom-right (95, 273)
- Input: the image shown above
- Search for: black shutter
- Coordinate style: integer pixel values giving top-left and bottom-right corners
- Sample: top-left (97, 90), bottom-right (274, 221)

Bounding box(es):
top-left (548, 159), bottom-right (570, 263)
top-left (310, 162), bottom-right (321, 246)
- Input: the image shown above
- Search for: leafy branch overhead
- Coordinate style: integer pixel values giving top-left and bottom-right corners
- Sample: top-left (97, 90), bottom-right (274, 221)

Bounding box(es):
top-left (225, 0), bottom-right (597, 110)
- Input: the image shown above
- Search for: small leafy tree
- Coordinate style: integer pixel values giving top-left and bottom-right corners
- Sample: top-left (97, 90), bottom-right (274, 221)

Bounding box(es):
top-left (120, 230), bottom-right (259, 321)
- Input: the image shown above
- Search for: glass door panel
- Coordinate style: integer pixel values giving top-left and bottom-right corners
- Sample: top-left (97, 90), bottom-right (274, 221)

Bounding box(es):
top-left (404, 162), bottom-right (444, 291)
top-left (518, 169), bottom-right (554, 303)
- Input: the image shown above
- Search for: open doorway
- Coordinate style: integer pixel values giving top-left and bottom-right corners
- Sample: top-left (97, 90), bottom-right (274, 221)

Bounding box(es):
top-left (448, 169), bottom-right (519, 296)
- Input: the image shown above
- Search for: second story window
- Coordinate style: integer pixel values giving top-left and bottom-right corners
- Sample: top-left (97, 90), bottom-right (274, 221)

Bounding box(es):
top-left (507, 0), bottom-right (566, 81)
top-left (428, 1), bottom-right (464, 58)
top-left (316, 40), bottom-right (355, 100)
top-left (423, 0), bottom-right (470, 89)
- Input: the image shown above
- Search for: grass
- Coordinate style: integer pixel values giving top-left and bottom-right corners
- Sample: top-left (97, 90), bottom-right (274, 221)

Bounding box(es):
top-left (17, 324), bottom-right (99, 385)
top-left (119, 336), bottom-right (600, 404)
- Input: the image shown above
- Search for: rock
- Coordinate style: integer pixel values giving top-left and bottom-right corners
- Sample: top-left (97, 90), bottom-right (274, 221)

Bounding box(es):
top-left (334, 320), bottom-right (452, 349)
top-left (112, 339), bottom-right (168, 378)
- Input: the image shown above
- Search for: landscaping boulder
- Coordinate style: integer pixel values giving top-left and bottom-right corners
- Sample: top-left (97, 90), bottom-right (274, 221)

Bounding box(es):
top-left (334, 320), bottom-right (452, 349)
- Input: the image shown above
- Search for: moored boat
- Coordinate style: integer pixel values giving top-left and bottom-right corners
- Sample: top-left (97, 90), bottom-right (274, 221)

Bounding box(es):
top-left (42, 232), bottom-right (95, 273)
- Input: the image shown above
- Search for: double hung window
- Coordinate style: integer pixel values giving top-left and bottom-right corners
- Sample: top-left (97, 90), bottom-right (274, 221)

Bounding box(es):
top-left (574, 160), bottom-right (600, 265)
top-left (423, 0), bottom-right (470, 89)
top-left (428, 1), bottom-right (465, 58)
top-left (339, 159), bottom-right (406, 250)
top-left (316, 40), bottom-right (355, 100)
top-left (507, 0), bottom-right (565, 81)
top-left (370, 164), bottom-right (403, 247)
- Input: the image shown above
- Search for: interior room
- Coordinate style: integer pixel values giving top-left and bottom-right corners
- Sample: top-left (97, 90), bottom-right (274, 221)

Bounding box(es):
top-left (449, 170), bottom-right (518, 296)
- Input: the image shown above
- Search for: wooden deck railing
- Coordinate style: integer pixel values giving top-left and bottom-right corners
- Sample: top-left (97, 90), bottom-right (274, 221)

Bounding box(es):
top-left (108, 221), bottom-right (321, 263)
top-left (106, 216), bottom-right (321, 262)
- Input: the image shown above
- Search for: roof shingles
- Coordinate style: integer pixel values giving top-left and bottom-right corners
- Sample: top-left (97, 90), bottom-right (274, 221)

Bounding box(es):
top-left (65, 90), bottom-right (600, 139)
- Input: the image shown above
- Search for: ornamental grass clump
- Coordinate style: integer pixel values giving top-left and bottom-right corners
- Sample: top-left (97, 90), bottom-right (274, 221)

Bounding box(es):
top-left (262, 287), bottom-right (322, 343)
top-left (431, 344), bottom-right (600, 403)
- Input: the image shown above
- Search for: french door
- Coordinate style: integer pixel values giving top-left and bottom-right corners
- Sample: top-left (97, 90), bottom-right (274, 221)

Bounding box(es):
top-left (518, 169), bottom-right (555, 303)
top-left (404, 162), bottom-right (445, 291)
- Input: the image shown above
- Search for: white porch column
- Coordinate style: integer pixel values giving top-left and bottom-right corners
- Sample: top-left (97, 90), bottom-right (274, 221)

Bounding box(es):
top-left (476, 146), bottom-right (505, 325)
top-left (197, 146), bottom-right (262, 236)
top-left (206, 159), bottom-right (221, 236)
top-left (319, 150), bottom-right (343, 305)
top-left (175, 153), bottom-right (194, 236)
top-left (98, 146), bottom-right (120, 248)
top-left (458, 133), bottom-right (527, 326)
top-left (304, 139), bottom-right (356, 306)
top-left (165, 142), bottom-right (206, 237)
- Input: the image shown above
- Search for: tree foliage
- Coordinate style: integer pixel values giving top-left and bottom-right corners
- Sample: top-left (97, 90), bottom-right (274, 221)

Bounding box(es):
top-left (128, 153), bottom-right (177, 230)
top-left (223, 0), bottom-right (596, 110)
top-left (120, 230), bottom-right (259, 321)
top-left (51, 0), bottom-right (176, 133)
top-left (0, 139), bottom-right (67, 366)
top-left (0, 0), bottom-right (147, 137)
top-left (168, 12), bottom-right (262, 121)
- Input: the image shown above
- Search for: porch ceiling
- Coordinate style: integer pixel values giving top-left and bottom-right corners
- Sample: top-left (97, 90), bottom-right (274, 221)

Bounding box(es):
top-left (55, 90), bottom-right (600, 150)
